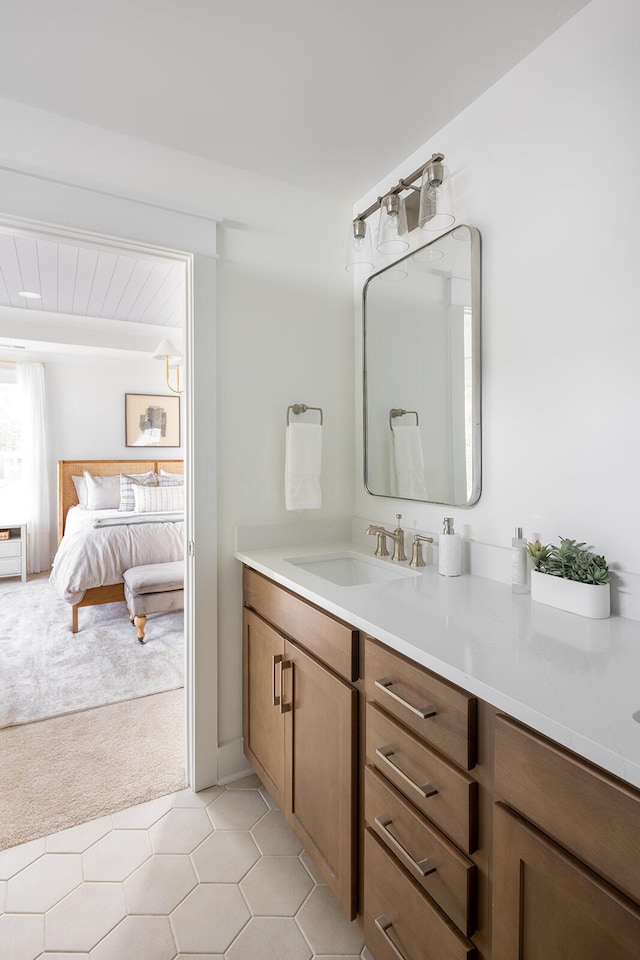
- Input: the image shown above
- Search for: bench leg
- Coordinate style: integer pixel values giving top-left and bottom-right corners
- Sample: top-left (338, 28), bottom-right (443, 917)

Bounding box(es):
top-left (133, 615), bottom-right (147, 643)
top-left (72, 606), bottom-right (79, 634)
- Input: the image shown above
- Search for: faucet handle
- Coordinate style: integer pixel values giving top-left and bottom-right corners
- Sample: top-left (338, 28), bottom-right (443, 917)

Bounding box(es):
top-left (410, 534), bottom-right (434, 568)
top-left (374, 532), bottom-right (389, 557)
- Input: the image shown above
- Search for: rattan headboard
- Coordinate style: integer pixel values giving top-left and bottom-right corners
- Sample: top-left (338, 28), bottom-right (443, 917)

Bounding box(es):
top-left (57, 459), bottom-right (184, 541)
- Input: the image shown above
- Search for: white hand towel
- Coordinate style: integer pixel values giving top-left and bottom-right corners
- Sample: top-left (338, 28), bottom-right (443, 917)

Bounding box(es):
top-left (285, 422), bottom-right (322, 510)
top-left (392, 425), bottom-right (428, 500)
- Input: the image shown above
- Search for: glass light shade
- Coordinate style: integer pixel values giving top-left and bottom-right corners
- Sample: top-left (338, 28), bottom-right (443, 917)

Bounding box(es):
top-left (345, 220), bottom-right (374, 275)
top-left (377, 194), bottom-right (409, 254)
top-left (418, 162), bottom-right (455, 232)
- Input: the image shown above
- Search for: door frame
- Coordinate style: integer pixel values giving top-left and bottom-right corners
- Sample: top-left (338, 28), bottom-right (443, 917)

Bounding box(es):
top-left (0, 205), bottom-right (219, 790)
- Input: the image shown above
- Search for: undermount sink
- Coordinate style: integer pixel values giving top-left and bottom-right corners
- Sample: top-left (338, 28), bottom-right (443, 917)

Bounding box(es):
top-left (284, 551), bottom-right (419, 587)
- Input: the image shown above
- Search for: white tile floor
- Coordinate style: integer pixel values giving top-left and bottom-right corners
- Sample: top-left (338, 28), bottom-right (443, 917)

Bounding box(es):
top-left (0, 775), bottom-right (368, 960)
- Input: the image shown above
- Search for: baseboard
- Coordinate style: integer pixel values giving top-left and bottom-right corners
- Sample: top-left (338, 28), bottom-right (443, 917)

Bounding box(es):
top-left (216, 736), bottom-right (253, 785)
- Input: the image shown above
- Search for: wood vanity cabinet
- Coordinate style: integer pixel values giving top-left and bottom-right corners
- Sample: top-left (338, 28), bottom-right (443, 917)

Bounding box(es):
top-left (363, 637), bottom-right (481, 960)
top-left (492, 715), bottom-right (640, 960)
top-left (242, 567), bottom-right (358, 918)
top-left (241, 564), bottom-right (640, 959)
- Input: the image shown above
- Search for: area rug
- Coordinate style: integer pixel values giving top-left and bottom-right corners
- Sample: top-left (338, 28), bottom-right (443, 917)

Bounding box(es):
top-left (0, 688), bottom-right (186, 850)
top-left (0, 573), bottom-right (184, 728)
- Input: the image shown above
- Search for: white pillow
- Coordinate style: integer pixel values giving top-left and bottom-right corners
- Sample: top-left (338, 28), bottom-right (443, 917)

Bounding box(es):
top-left (72, 475), bottom-right (87, 506)
top-left (83, 471), bottom-right (121, 511)
top-left (133, 483), bottom-right (184, 513)
top-left (157, 474), bottom-right (184, 487)
top-left (160, 469), bottom-right (184, 478)
top-left (118, 471), bottom-right (157, 511)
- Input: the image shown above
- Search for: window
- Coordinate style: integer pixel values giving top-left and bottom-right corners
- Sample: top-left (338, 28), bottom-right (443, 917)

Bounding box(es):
top-left (0, 373), bottom-right (24, 518)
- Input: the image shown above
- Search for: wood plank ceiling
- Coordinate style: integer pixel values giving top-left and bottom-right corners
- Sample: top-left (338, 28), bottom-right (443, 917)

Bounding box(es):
top-left (0, 229), bottom-right (185, 327)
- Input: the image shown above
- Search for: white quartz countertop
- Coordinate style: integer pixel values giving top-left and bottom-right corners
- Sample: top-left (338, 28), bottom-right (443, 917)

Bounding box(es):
top-left (236, 540), bottom-right (640, 790)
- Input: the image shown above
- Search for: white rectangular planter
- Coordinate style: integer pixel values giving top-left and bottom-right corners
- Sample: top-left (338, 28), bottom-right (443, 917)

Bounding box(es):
top-left (530, 570), bottom-right (610, 619)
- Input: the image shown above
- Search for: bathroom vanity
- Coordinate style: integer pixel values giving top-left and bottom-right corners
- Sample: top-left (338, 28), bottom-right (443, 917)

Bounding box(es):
top-left (237, 540), bottom-right (640, 960)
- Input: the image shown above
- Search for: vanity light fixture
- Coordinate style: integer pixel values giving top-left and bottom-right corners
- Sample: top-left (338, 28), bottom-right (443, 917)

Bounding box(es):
top-left (153, 338), bottom-right (183, 395)
top-left (345, 152), bottom-right (454, 274)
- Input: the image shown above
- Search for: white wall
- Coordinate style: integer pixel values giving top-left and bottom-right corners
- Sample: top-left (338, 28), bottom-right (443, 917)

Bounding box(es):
top-left (354, 0), bottom-right (640, 617)
top-left (0, 99), bottom-right (355, 779)
top-left (44, 354), bottom-right (185, 555)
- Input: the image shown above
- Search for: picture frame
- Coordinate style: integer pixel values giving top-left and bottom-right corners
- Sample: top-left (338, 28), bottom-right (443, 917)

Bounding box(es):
top-left (125, 393), bottom-right (181, 448)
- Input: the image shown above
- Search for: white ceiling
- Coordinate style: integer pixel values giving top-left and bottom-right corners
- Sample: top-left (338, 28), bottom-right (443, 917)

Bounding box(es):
top-left (0, 0), bottom-right (591, 361)
top-left (0, 0), bottom-right (591, 201)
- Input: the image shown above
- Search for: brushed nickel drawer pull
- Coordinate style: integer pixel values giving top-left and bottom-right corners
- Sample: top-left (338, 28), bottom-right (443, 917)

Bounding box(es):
top-left (374, 815), bottom-right (436, 877)
top-left (279, 659), bottom-right (291, 714)
top-left (374, 914), bottom-right (409, 960)
top-left (272, 654), bottom-right (283, 707)
top-left (375, 746), bottom-right (438, 799)
top-left (375, 678), bottom-right (436, 719)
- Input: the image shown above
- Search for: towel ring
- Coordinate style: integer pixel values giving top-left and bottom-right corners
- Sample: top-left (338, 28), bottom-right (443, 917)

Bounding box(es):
top-left (287, 403), bottom-right (323, 426)
top-left (389, 408), bottom-right (419, 430)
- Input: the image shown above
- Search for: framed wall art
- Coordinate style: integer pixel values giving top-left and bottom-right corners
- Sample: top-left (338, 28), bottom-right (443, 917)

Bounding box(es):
top-left (125, 393), bottom-right (181, 447)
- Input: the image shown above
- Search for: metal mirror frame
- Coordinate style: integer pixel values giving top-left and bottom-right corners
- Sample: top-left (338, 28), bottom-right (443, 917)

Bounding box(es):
top-left (362, 224), bottom-right (482, 506)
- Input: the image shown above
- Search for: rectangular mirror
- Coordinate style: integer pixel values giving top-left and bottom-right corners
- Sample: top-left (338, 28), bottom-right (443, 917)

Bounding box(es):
top-left (363, 224), bottom-right (481, 505)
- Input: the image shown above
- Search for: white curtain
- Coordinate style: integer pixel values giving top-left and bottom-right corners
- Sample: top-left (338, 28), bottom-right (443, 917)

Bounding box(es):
top-left (16, 362), bottom-right (51, 573)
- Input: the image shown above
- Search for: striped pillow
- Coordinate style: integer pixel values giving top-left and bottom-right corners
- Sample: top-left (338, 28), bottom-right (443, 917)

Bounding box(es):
top-left (119, 472), bottom-right (157, 512)
top-left (133, 483), bottom-right (184, 513)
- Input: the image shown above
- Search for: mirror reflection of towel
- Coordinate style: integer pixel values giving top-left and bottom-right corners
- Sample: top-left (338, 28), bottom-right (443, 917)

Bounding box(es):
top-left (392, 425), bottom-right (428, 499)
top-left (285, 423), bottom-right (322, 510)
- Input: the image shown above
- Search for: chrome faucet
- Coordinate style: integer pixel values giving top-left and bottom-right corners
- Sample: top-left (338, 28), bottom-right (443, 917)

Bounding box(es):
top-left (365, 514), bottom-right (407, 562)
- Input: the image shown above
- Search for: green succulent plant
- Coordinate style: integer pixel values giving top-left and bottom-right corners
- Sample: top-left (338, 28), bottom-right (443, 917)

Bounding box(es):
top-left (526, 537), bottom-right (610, 585)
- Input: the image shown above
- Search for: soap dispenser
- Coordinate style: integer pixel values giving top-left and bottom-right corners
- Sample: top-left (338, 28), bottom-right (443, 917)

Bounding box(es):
top-left (438, 517), bottom-right (461, 577)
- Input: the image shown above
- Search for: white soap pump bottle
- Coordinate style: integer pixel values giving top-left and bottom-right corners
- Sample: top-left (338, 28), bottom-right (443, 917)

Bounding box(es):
top-left (438, 517), bottom-right (461, 577)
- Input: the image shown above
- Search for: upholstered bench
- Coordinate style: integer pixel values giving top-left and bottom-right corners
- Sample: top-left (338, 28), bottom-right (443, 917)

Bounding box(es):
top-left (123, 560), bottom-right (184, 643)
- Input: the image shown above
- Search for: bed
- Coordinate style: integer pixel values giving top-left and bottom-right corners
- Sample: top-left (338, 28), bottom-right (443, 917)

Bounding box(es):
top-left (51, 459), bottom-right (184, 632)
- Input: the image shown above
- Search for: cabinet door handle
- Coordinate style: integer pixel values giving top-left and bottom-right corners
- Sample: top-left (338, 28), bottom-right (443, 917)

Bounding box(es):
top-left (272, 654), bottom-right (283, 707)
top-left (375, 746), bottom-right (438, 799)
top-left (374, 915), bottom-right (409, 960)
top-left (375, 678), bottom-right (436, 719)
top-left (374, 815), bottom-right (436, 877)
top-left (279, 659), bottom-right (292, 714)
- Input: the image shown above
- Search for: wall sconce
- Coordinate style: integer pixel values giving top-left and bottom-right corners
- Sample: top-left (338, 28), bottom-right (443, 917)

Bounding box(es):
top-left (153, 338), bottom-right (183, 395)
top-left (345, 152), bottom-right (454, 274)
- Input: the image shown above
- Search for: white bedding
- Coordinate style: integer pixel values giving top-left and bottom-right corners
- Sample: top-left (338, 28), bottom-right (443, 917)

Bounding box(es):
top-left (50, 506), bottom-right (184, 605)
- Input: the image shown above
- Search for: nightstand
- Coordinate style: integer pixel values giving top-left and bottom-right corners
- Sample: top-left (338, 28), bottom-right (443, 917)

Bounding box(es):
top-left (0, 523), bottom-right (27, 582)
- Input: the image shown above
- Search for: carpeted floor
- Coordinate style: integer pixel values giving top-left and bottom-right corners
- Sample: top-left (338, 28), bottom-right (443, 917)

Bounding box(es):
top-left (0, 688), bottom-right (186, 850)
top-left (0, 572), bottom-right (184, 728)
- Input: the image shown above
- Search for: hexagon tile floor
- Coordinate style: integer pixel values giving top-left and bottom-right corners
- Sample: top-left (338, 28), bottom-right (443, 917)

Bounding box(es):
top-left (0, 775), bottom-right (371, 960)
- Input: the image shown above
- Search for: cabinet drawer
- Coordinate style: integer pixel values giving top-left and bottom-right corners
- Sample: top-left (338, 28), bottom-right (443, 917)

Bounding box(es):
top-left (0, 556), bottom-right (22, 576)
top-left (494, 715), bottom-right (640, 904)
top-left (365, 764), bottom-right (476, 936)
top-left (364, 828), bottom-right (476, 960)
top-left (365, 638), bottom-right (477, 769)
top-left (367, 703), bottom-right (477, 853)
top-left (0, 539), bottom-right (21, 559)
top-left (243, 567), bottom-right (358, 682)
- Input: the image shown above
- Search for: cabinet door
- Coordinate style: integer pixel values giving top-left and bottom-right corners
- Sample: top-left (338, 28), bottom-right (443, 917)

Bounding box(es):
top-left (242, 609), bottom-right (286, 811)
top-left (283, 639), bottom-right (357, 919)
top-left (493, 802), bottom-right (640, 960)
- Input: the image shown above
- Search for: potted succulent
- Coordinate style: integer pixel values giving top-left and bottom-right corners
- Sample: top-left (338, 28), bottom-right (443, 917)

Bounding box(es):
top-left (526, 537), bottom-right (611, 619)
